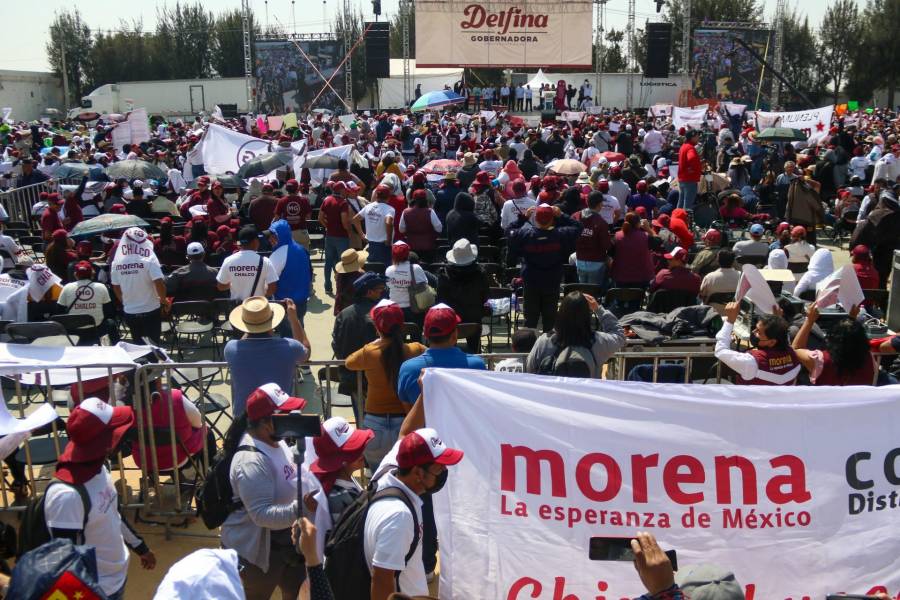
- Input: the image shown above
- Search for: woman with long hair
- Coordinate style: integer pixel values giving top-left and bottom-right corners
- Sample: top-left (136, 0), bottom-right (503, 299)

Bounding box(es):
top-left (153, 217), bottom-right (187, 266)
top-left (792, 304), bottom-right (875, 385)
top-left (45, 228), bottom-right (77, 281)
top-left (345, 299), bottom-right (425, 467)
top-left (525, 291), bottom-right (625, 378)
top-left (609, 212), bottom-right (656, 288)
top-left (555, 186), bottom-right (584, 216)
top-left (400, 189), bottom-right (442, 264)
top-left (206, 181), bottom-right (232, 226)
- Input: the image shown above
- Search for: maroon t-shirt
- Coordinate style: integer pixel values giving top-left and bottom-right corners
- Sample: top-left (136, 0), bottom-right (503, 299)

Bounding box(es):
top-left (274, 194), bottom-right (311, 230)
top-left (573, 209), bottom-right (611, 262)
top-left (320, 195), bottom-right (349, 238)
top-left (41, 208), bottom-right (64, 238)
top-left (650, 266), bottom-right (701, 295)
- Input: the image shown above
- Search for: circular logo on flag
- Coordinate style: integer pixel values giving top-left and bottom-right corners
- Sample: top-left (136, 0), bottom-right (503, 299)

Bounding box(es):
top-left (236, 139), bottom-right (270, 166)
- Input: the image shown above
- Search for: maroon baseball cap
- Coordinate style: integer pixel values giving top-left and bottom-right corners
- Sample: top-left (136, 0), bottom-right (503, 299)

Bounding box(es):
top-left (74, 261), bottom-right (93, 277)
top-left (57, 398), bottom-right (135, 468)
top-left (423, 303), bottom-right (461, 338)
top-left (535, 203), bottom-right (555, 229)
top-left (311, 416), bottom-right (374, 473)
top-left (396, 428), bottom-right (464, 469)
top-left (370, 299), bottom-right (404, 335)
top-left (664, 246), bottom-right (688, 261)
top-left (246, 383), bottom-right (306, 421)
top-left (851, 244), bottom-right (871, 260)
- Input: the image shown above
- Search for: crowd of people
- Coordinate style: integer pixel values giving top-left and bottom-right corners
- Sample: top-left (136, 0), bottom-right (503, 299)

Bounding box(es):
top-left (0, 89), bottom-right (899, 599)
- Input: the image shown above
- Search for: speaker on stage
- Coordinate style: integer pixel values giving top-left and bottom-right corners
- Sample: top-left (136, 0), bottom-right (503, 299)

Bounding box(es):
top-left (365, 22), bottom-right (390, 79)
top-left (645, 22), bottom-right (672, 78)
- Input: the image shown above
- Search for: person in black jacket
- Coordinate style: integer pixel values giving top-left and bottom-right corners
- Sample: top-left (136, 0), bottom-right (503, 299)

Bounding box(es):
top-left (445, 192), bottom-right (481, 246)
top-left (437, 239), bottom-right (490, 352)
top-left (518, 149), bottom-right (543, 180)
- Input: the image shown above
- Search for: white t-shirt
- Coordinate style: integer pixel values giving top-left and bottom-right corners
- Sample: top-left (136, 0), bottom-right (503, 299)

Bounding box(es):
top-left (0, 233), bottom-right (29, 271)
top-left (500, 197), bottom-right (537, 229)
top-left (58, 281), bottom-right (111, 326)
top-left (110, 257), bottom-right (163, 314)
top-left (386, 262), bottom-right (428, 308)
top-left (45, 468), bottom-right (130, 596)
top-left (643, 130), bottom-right (665, 154)
top-left (358, 202), bottom-right (396, 243)
top-left (364, 469), bottom-right (427, 597)
top-left (784, 240), bottom-right (816, 263)
top-left (599, 194), bottom-right (622, 225)
top-left (216, 250), bottom-right (279, 300)
top-left (238, 434), bottom-right (297, 506)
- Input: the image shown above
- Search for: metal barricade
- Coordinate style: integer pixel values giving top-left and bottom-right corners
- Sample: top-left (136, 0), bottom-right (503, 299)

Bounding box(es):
top-left (607, 351), bottom-right (725, 383)
top-left (0, 180), bottom-right (57, 225)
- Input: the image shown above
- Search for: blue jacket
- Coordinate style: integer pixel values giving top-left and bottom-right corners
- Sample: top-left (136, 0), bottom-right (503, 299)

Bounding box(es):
top-left (506, 213), bottom-right (582, 287)
top-left (271, 219), bottom-right (311, 305)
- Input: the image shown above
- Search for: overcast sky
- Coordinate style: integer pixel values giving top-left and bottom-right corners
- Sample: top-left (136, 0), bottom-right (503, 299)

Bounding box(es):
top-left (0, 0), bottom-right (854, 72)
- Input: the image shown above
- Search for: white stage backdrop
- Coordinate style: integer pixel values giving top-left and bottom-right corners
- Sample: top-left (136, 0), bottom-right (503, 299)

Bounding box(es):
top-left (415, 0), bottom-right (593, 68)
top-left (424, 369), bottom-right (900, 600)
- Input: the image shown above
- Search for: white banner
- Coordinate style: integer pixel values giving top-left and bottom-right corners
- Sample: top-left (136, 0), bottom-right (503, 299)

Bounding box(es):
top-left (671, 105), bottom-right (708, 129)
top-left (754, 105), bottom-right (835, 145)
top-left (720, 102), bottom-right (747, 116)
top-left (416, 0), bottom-right (593, 68)
top-left (110, 108), bottom-right (152, 150)
top-left (649, 103), bottom-right (673, 118)
top-left (200, 123), bottom-right (271, 175)
top-left (425, 369), bottom-right (900, 600)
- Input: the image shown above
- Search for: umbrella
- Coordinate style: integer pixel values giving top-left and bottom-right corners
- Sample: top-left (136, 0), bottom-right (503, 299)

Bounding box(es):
top-left (590, 151), bottom-right (626, 165)
top-left (186, 173), bottom-right (248, 190)
top-left (53, 162), bottom-right (93, 179)
top-left (755, 127), bottom-right (808, 143)
top-left (421, 159), bottom-right (461, 175)
top-left (410, 90), bottom-right (465, 113)
top-left (236, 152), bottom-right (292, 178)
top-left (546, 158), bottom-right (587, 176)
top-left (301, 153), bottom-right (346, 170)
top-left (106, 160), bottom-right (167, 181)
top-left (70, 214), bottom-right (149, 238)
top-left (74, 112), bottom-right (101, 122)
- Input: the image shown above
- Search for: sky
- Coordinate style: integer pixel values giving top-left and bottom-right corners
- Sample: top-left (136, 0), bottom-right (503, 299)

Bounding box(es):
top-left (0, 0), bottom-right (853, 73)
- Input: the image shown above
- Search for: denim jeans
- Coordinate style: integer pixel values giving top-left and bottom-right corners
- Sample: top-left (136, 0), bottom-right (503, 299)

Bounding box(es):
top-left (367, 241), bottom-right (390, 266)
top-left (124, 307), bottom-right (162, 345)
top-left (363, 413), bottom-right (405, 468)
top-left (324, 236), bottom-right (350, 293)
top-left (678, 181), bottom-right (698, 210)
top-left (576, 260), bottom-right (607, 287)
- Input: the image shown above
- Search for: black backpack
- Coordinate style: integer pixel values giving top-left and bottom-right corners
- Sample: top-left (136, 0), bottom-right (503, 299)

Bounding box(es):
top-left (196, 444), bottom-right (261, 529)
top-left (18, 481), bottom-right (90, 557)
top-left (537, 337), bottom-right (596, 378)
top-left (324, 473), bottom-right (420, 600)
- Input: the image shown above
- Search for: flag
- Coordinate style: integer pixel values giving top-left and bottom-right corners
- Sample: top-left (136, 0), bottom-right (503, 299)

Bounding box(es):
top-left (200, 123), bottom-right (270, 175)
top-left (39, 571), bottom-right (104, 600)
top-left (211, 105), bottom-right (224, 122)
top-left (671, 105), bottom-right (708, 129)
top-left (734, 264), bottom-right (777, 314)
top-left (282, 112), bottom-right (298, 129)
top-left (753, 105), bottom-right (835, 145)
top-left (847, 100), bottom-right (859, 111)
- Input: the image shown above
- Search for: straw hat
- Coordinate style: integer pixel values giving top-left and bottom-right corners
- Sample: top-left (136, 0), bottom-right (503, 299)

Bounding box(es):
top-left (462, 152), bottom-right (477, 167)
top-left (229, 296), bottom-right (286, 334)
top-left (443, 171), bottom-right (458, 181)
top-left (334, 248), bottom-right (368, 274)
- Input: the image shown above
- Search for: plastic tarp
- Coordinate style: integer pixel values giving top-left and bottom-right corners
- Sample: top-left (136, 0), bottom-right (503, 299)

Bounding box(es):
top-left (525, 69), bottom-right (553, 90)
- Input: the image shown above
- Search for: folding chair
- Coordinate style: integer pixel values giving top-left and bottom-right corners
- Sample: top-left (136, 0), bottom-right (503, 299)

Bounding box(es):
top-left (51, 314), bottom-right (99, 346)
top-left (169, 301), bottom-right (218, 360)
top-left (645, 289), bottom-right (698, 313)
top-left (7, 321), bottom-right (74, 346)
top-left (364, 262), bottom-right (386, 276)
top-left (401, 322), bottom-right (422, 343)
top-left (485, 287), bottom-right (514, 351)
top-left (603, 288), bottom-right (646, 318)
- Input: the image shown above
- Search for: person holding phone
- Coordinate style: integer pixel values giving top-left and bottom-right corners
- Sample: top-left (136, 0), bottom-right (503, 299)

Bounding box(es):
top-left (220, 383), bottom-right (309, 600)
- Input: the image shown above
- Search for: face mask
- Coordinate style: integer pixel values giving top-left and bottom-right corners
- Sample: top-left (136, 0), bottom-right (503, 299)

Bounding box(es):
top-left (749, 332), bottom-right (760, 348)
top-left (424, 468), bottom-right (449, 495)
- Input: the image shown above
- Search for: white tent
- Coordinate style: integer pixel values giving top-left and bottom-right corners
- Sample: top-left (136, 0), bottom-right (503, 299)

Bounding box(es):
top-left (525, 69), bottom-right (553, 89)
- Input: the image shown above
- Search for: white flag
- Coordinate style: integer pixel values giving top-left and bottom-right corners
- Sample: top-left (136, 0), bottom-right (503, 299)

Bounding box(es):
top-left (754, 105), bottom-right (835, 145)
top-left (201, 123), bottom-right (270, 175)
top-left (672, 105), bottom-right (708, 129)
top-left (734, 264), bottom-right (777, 314)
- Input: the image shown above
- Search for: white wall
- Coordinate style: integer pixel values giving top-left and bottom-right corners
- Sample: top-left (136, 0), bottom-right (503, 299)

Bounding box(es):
top-left (0, 70), bottom-right (64, 121)
top-left (530, 72), bottom-right (690, 110)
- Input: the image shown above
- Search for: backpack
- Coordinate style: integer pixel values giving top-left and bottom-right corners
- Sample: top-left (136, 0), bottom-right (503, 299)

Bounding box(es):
top-left (18, 481), bottom-right (91, 557)
top-left (324, 471), bottom-right (420, 600)
top-left (196, 444), bottom-right (261, 529)
top-left (537, 337), bottom-right (596, 378)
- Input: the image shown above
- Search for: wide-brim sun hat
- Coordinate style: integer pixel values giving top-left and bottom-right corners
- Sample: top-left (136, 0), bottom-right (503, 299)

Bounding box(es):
top-left (446, 238), bottom-right (478, 265)
top-left (229, 296), bottom-right (286, 334)
top-left (334, 248), bottom-right (368, 274)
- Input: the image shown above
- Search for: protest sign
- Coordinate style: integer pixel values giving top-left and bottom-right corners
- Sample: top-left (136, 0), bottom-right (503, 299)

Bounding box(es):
top-left (671, 105), bottom-right (708, 129)
top-left (754, 105), bottom-right (835, 145)
top-left (200, 123), bottom-right (271, 175)
top-left (426, 369), bottom-right (900, 600)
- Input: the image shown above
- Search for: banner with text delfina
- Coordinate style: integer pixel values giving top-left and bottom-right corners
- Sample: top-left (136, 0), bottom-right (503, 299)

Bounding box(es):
top-left (424, 369), bottom-right (900, 600)
top-left (415, 0), bottom-right (592, 68)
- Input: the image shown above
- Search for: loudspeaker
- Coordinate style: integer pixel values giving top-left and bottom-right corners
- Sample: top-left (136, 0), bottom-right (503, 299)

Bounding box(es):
top-left (541, 110), bottom-right (556, 122)
top-left (365, 22), bottom-right (390, 79)
top-left (644, 22), bottom-right (672, 78)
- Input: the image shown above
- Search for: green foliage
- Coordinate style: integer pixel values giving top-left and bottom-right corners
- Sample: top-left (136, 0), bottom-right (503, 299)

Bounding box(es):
top-left (45, 9), bottom-right (93, 104)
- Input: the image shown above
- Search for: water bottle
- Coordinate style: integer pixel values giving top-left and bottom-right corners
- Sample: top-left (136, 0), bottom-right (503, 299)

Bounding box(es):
top-left (511, 293), bottom-right (518, 312)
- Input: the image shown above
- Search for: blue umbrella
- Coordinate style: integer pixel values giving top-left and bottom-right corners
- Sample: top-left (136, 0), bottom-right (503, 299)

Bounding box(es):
top-left (410, 90), bottom-right (465, 112)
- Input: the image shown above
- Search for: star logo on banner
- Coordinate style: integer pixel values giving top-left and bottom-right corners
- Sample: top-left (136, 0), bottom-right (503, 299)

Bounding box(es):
top-left (815, 122), bottom-right (825, 132)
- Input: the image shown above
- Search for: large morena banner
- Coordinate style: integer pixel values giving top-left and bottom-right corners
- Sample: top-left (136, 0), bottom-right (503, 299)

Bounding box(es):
top-left (424, 369), bottom-right (900, 600)
top-left (415, 0), bottom-right (593, 69)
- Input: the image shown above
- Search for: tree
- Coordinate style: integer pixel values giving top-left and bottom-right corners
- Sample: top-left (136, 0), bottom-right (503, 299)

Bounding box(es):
top-left (600, 29), bottom-right (629, 73)
top-left (847, 0), bottom-right (900, 108)
top-left (663, 0), bottom-right (763, 73)
top-left (156, 2), bottom-right (215, 79)
top-left (389, 7), bottom-right (415, 59)
top-left (46, 9), bottom-right (93, 107)
top-left (211, 9), bottom-right (258, 78)
top-left (778, 5), bottom-right (826, 108)
top-left (818, 0), bottom-right (860, 104)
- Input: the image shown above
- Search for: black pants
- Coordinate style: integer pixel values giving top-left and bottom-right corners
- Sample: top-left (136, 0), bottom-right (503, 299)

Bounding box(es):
top-left (421, 493), bottom-right (438, 574)
top-left (516, 98), bottom-right (523, 111)
top-left (525, 99), bottom-right (532, 111)
top-left (124, 307), bottom-right (162, 345)
top-left (524, 283), bottom-right (560, 332)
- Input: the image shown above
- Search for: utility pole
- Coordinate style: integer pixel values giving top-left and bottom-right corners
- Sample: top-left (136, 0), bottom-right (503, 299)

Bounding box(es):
top-left (771, 0), bottom-right (786, 108)
top-left (682, 0), bottom-right (691, 75)
top-left (343, 0), bottom-right (354, 109)
top-left (402, 0), bottom-right (411, 106)
top-left (626, 0), bottom-right (635, 109)
top-left (594, 0), bottom-right (607, 109)
top-left (60, 45), bottom-right (70, 111)
top-left (242, 0), bottom-right (254, 113)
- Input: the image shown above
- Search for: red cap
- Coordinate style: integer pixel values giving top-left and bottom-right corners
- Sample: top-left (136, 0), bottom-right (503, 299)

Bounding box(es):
top-left (397, 428), bottom-right (464, 469)
top-left (610, 165), bottom-right (622, 176)
top-left (312, 417), bottom-right (374, 473)
top-left (511, 179), bottom-right (527, 197)
top-left (635, 206), bottom-right (647, 217)
top-left (702, 228), bottom-right (722, 244)
top-left (474, 171), bottom-right (492, 186)
top-left (791, 225), bottom-right (807, 238)
top-left (49, 192), bottom-right (64, 205)
top-left (412, 188), bottom-right (428, 203)
top-left (597, 179), bottom-right (610, 193)
top-left (391, 240), bottom-right (410, 262)
top-left (664, 246), bottom-right (688, 261)
top-left (74, 261), bottom-right (93, 277)
top-left (57, 398), bottom-right (135, 467)
top-left (52, 228), bottom-right (68, 242)
top-left (636, 180), bottom-right (648, 192)
top-left (197, 176), bottom-right (210, 185)
top-left (160, 216), bottom-right (173, 225)
top-left (535, 203), bottom-right (555, 228)
top-left (332, 181), bottom-right (348, 195)
top-left (370, 299), bottom-right (404, 335)
top-left (246, 383), bottom-right (306, 421)
top-left (851, 244), bottom-right (871, 260)
top-left (109, 203), bottom-right (126, 214)
top-left (412, 171), bottom-right (426, 185)
top-left (423, 303), bottom-right (461, 338)
top-left (775, 222), bottom-right (790, 235)
top-left (374, 184), bottom-right (391, 198)
top-left (261, 183), bottom-right (274, 193)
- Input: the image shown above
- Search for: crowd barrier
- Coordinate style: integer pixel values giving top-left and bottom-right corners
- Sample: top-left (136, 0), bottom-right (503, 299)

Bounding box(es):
top-left (0, 181), bottom-right (58, 224)
top-left (0, 350), bottom-right (890, 532)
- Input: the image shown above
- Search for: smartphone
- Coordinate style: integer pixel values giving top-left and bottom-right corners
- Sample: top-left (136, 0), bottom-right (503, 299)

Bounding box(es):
top-left (271, 413), bottom-right (321, 440)
top-left (589, 537), bottom-right (678, 572)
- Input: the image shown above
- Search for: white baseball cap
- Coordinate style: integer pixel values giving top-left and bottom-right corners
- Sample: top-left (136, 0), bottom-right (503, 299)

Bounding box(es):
top-left (186, 242), bottom-right (205, 256)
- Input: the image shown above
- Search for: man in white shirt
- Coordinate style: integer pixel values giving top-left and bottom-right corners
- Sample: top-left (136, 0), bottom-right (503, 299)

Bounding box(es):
top-left (0, 224), bottom-right (32, 271)
top-left (515, 85), bottom-right (525, 111)
top-left (500, 85), bottom-right (510, 110)
top-left (784, 225), bottom-right (816, 263)
top-left (607, 165), bottom-right (631, 206)
top-left (45, 398), bottom-right (156, 599)
top-left (217, 225), bottom-right (279, 300)
top-left (595, 179), bottom-right (622, 224)
top-left (365, 428), bottom-right (463, 600)
top-left (500, 180), bottom-right (537, 229)
top-left (58, 261), bottom-right (117, 343)
top-left (642, 124), bottom-right (665, 156)
top-left (353, 188), bottom-right (396, 265)
top-left (110, 227), bottom-right (168, 345)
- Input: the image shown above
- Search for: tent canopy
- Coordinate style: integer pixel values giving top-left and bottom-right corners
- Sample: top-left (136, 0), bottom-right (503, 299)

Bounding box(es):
top-left (525, 69), bottom-right (553, 89)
